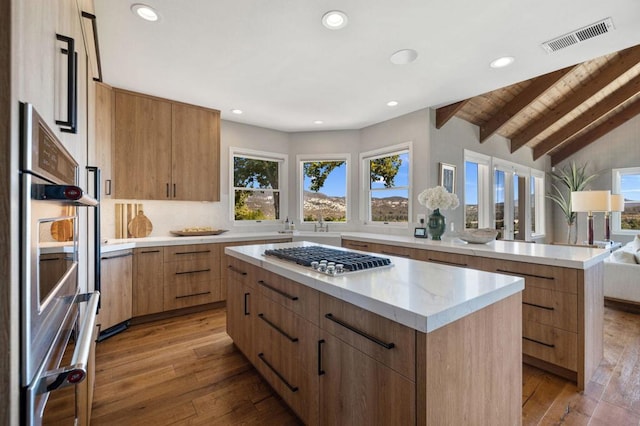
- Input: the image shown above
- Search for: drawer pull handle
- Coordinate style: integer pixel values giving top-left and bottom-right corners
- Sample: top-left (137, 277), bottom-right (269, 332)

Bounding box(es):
top-left (175, 291), bottom-right (210, 299)
top-left (523, 336), bottom-right (555, 348)
top-left (175, 268), bottom-right (211, 275)
top-left (258, 313), bottom-right (298, 342)
top-left (523, 301), bottom-right (554, 311)
top-left (257, 280), bottom-right (298, 301)
top-left (382, 251), bottom-right (410, 258)
top-left (497, 269), bottom-right (554, 280)
top-left (427, 258), bottom-right (467, 267)
top-left (228, 265), bottom-right (248, 276)
top-left (140, 249), bottom-right (161, 254)
top-left (317, 339), bottom-right (325, 376)
top-left (175, 250), bottom-right (211, 255)
top-left (349, 243), bottom-right (368, 248)
top-left (324, 313), bottom-right (395, 350)
top-left (258, 353), bottom-right (298, 393)
top-left (244, 293), bottom-right (250, 315)
top-left (101, 252), bottom-right (133, 260)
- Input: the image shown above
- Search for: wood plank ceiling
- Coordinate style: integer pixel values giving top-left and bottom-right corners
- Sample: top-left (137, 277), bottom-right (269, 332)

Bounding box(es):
top-left (435, 44), bottom-right (640, 165)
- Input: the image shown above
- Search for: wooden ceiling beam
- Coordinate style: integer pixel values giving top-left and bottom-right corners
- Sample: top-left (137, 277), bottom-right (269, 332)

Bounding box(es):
top-left (510, 44), bottom-right (640, 153)
top-left (435, 100), bottom-right (469, 129)
top-left (479, 66), bottom-right (575, 143)
top-left (534, 72), bottom-right (640, 160)
top-left (550, 96), bottom-right (640, 166)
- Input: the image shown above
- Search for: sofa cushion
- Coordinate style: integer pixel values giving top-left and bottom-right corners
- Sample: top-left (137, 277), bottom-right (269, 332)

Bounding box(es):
top-left (631, 234), bottom-right (640, 252)
top-left (611, 249), bottom-right (638, 264)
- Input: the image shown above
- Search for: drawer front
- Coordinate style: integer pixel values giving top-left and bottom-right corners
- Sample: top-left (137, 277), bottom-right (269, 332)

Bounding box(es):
top-left (342, 239), bottom-right (374, 252)
top-left (254, 348), bottom-right (319, 426)
top-left (164, 243), bottom-right (217, 262)
top-left (319, 294), bottom-right (415, 381)
top-left (417, 249), bottom-right (473, 268)
top-left (523, 320), bottom-right (578, 371)
top-left (164, 258), bottom-right (218, 309)
top-left (479, 258), bottom-right (578, 294)
top-left (255, 295), bottom-right (317, 372)
top-left (256, 271), bottom-right (319, 325)
top-left (375, 243), bottom-right (414, 259)
top-left (225, 256), bottom-right (256, 290)
top-left (523, 285), bottom-right (578, 332)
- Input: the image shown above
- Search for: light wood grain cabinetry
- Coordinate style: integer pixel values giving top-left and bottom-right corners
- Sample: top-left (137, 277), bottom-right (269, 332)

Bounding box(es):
top-left (226, 256), bottom-right (257, 362)
top-left (98, 249), bottom-right (133, 332)
top-left (163, 244), bottom-right (221, 310)
top-left (111, 89), bottom-right (220, 201)
top-left (132, 247), bottom-right (164, 316)
top-left (94, 82), bottom-right (114, 199)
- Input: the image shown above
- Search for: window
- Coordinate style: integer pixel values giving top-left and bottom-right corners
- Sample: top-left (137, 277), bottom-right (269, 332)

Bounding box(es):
top-left (613, 167), bottom-right (640, 233)
top-left (298, 155), bottom-right (349, 223)
top-left (360, 143), bottom-right (411, 225)
top-left (464, 150), bottom-right (490, 229)
top-left (530, 169), bottom-right (545, 237)
top-left (230, 148), bottom-right (287, 222)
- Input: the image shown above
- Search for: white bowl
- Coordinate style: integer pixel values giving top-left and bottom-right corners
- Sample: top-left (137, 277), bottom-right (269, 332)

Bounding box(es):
top-left (457, 228), bottom-right (498, 244)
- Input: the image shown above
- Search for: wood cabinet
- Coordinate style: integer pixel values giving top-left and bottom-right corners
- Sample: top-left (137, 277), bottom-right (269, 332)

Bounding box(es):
top-left (98, 249), bottom-right (133, 332)
top-left (318, 294), bottom-right (416, 425)
top-left (163, 244), bottom-right (221, 310)
top-left (341, 237), bottom-right (603, 389)
top-left (94, 82), bottom-right (114, 199)
top-left (132, 247), bottom-right (164, 316)
top-left (225, 256), bottom-right (257, 362)
top-left (111, 89), bottom-right (220, 201)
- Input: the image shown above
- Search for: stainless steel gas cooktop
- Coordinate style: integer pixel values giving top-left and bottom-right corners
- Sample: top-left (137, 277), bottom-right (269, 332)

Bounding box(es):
top-left (263, 246), bottom-right (392, 275)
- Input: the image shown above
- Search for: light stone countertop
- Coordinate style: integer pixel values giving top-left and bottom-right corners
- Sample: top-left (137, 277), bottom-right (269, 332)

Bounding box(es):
top-left (100, 230), bottom-right (610, 270)
top-left (341, 232), bottom-right (610, 270)
top-left (225, 241), bottom-right (524, 334)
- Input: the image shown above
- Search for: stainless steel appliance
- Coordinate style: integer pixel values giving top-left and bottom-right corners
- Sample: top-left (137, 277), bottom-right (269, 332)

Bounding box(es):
top-left (19, 102), bottom-right (100, 425)
top-left (263, 245), bottom-right (392, 274)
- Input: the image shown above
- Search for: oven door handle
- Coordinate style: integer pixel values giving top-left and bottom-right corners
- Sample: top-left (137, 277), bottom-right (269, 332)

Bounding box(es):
top-left (37, 291), bottom-right (100, 394)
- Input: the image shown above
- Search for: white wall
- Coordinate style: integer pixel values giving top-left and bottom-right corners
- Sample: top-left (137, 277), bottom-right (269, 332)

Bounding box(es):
top-left (428, 115), bottom-right (551, 240)
top-left (554, 114), bottom-right (640, 245)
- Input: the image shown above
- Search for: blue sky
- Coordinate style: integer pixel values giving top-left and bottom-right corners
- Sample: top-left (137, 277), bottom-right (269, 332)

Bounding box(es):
top-left (622, 174), bottom-right (640, 201)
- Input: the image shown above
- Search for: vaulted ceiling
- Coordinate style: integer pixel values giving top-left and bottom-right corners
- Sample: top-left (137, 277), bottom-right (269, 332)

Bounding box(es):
top-left (435, 44), bottom-right (640, 165)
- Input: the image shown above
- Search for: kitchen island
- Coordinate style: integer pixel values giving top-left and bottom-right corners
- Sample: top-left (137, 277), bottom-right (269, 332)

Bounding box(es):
top-left (225, 241), bottom-right (524, 425)
top-left (341, 233), bottom-right (609, 390)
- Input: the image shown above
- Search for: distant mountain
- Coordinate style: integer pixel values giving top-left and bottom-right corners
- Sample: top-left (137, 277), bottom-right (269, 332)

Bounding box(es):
top-left (303, 191), bottom-right (409, 222)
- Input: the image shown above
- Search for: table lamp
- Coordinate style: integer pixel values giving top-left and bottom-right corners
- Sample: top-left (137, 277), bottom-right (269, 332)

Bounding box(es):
top-left (606, 194), bottom-right (625, 241)
top-left (571, 190), bottom-right (611, 245)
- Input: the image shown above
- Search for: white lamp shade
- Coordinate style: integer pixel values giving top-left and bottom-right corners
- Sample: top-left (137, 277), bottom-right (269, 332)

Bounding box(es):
top-left (571, 190), bottom-right (611, 212)
top-left (611, 194), bottom-right (625, 212)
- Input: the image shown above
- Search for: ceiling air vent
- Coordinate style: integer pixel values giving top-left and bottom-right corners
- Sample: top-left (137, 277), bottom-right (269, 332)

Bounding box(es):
top-left (542, 18), bottom-right (614, 53)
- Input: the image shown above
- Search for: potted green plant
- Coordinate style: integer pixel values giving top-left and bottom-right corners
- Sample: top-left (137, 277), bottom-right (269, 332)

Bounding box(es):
top-left (547, 162), bottom-right (599, 244)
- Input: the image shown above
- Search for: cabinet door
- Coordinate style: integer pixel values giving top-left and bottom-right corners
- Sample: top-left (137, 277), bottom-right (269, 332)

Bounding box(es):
top-left (98, 250), bottom-right (133, 331)
top-left (318, 334), bottom-right (415, 425)
top-left (113, 90), bottom-right (172, 199)
top-left (94, 82), bottom-right (113, 199)
top-left (171, 103), bottom-right (220, 201)
top-left (227, 270), bottom-right (255, 362)
top-left (133, 247), bottom-right (164, 316)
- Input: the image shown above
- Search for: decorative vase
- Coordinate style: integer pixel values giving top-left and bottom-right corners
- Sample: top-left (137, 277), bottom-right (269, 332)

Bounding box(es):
top-left (428, 208), bottom-right (446, 241)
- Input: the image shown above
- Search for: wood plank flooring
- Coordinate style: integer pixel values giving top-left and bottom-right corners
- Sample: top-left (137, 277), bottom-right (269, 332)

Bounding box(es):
top-left (92, 306), bottom-right (640, 425)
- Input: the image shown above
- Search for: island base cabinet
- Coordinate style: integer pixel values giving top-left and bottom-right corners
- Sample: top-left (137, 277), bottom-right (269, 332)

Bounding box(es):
top-left (318, 334), bottom-right (416, 426)
top-left (226, 257), bottom-right (256, 362)
top-left (417, 293), bottom-right (522, 426)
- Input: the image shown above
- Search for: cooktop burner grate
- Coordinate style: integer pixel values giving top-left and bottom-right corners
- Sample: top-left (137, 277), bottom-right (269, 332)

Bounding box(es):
top-left (263, 246), bottom-right (392, 273)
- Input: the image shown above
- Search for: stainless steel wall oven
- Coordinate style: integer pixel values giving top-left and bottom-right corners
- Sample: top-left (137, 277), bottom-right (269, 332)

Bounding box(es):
top-left (19, 103), bottom-right (99, 425)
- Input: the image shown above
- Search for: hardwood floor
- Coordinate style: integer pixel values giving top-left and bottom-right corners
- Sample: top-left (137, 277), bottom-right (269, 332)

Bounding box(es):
top-left (92, 306), bottom-right (640, 425)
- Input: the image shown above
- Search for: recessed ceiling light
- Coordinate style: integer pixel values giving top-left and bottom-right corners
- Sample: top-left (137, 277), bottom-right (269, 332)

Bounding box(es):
top-left (313, 120), bottom-right (324, 125)
top-left (322, 11), bottom-right (348, 30)
top-left (387, 101), bottom-right (399, 107)
top-left (131, 4), bottom-right (159, 22)
top-left (390, 49), bottom-right (418, 65)
top-left (231, 109), bottom-right (243, 115)
top-left (490, 56), bottom-right (515, 68)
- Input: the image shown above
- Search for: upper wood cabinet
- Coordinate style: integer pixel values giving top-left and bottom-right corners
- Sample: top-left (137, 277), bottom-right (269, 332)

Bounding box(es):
top-left (111, 88), bottom-right (220, 201)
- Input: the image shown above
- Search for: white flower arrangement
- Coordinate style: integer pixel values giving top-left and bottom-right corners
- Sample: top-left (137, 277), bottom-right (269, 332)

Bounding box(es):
top-left (418, 186), bottom-right (460, 211)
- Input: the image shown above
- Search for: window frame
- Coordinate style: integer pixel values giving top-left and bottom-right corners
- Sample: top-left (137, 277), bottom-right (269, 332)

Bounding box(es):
top-left (229, 146), bottom-right (288, 224)
top-left (530, 168), bottom-right (546, 238)
top-left (463, 150), bottom-right (491, 230)
top-left (612, 166), bottom-right (640, 235)
top-left (359, 141), bottom-right (412, 228)
top-left (297, 153), bottom-right (351, 225)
